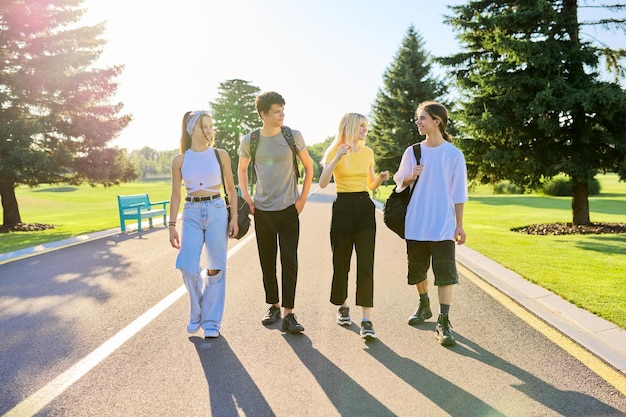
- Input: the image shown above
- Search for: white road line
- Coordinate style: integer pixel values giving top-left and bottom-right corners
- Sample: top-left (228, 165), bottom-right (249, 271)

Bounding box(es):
top-left (3, 237), bottom-right (252, 417)
top-left (4, 187), bottom-right (322, 417)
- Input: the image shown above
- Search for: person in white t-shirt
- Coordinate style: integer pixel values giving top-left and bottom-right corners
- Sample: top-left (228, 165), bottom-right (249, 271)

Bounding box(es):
top-left (392, 101), bottom-right (468, 346)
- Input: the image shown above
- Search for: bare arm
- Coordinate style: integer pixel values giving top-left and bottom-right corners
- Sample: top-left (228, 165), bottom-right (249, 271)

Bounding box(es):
top-left (237, 155), bottom-right (254, 214)
top-left (401, 165), bottom-right (423, 188)
top-left (367, 165), bottom-right (390, 191)
top-left (296, 148), bottom-right (314, 213)
top-left (319, 145), bottom-right (348, 188)
top-left (454, 203), bottom-right (466, 245)
top-left (168, 154), bottom-right (183, 249)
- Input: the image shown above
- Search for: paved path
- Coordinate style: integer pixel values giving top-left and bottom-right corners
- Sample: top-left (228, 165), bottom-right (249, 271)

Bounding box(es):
top-left (1, 184), bottom-right (625, 416)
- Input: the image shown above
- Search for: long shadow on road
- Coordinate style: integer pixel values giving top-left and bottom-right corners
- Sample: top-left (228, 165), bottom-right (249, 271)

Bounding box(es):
top-left (190, 336), bottom-right (275, 417)
top-left (451, 334), bottom-right (626, 416)
top-left (0, 229), bottom-right (163, 415)
top-left (282, 333), bottom-right (396, 416)
top-left (364, 340), bottom-right (506, 416)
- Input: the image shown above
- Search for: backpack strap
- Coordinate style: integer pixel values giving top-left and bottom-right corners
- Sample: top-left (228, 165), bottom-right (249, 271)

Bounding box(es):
top-left (412, 142), bottom-right (421, 164)
top-left (281, 126), bottom-right (300, 179)
top-left (213, 148), bottom-right (226, 195)
top-left (408, 143), bottom-right (421, 200)
top-left (248, 129), bottom-right (260, 195)
top-left (250, 129), bottom-right (260, 164)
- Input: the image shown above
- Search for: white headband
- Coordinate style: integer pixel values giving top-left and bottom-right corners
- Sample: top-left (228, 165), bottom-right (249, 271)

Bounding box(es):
top-left (186, 111), bottom-right (210, 136)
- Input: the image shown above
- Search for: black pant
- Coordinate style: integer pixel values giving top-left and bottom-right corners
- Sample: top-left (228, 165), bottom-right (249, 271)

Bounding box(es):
top-left (329, 192), bottom-right (376, 307)
top-left (254, 205), bottom-right (299, 309)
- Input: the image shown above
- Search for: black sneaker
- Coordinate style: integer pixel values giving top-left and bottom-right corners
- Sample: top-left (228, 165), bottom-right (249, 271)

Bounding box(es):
top-left (337, 306), bottom-right (351, 326)
top-left (282, 313), bottom-right (304, 333)
top-left (436, 314), bottom-right (456, 346)
top-left (261, 306), bottom-right (281, 325)
top-left (360, 320), bottom-right (377, 340)
top-left (408, 302), bottom-right (432, 325)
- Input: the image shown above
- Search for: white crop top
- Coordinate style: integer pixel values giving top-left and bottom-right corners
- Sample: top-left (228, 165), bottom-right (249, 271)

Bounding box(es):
top-left (181, 148), bottom-right (222, 194)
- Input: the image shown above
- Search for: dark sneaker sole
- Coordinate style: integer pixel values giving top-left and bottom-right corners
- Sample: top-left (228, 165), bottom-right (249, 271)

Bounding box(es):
top-left (361, 333), bottom-right (377, 340)
top-left (337, 319), bottom-right (352, 326)
top-left (283, 326), bottom-right (304, 333)
top-left (436, 333), bottom-right (456, 346)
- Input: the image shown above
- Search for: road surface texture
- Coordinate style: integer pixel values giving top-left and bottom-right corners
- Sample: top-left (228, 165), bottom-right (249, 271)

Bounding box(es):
top-left (1, 184), bottom-right (625, 416)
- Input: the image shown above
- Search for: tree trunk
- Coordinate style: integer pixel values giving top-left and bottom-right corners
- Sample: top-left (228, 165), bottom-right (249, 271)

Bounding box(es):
top-left (571, 179), bottom-right (590, 225)
top-left (0, 177), bottom-right (22, 228)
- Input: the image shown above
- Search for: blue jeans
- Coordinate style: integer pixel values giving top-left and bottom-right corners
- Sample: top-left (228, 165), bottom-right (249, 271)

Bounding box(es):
top-left (175, 198), bottom-right (228, 332)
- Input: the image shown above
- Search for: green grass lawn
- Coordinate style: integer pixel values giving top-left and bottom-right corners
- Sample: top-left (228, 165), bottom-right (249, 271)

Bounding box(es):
top-left (2, 175), bottom-right (626, 329)
top-left (2, 182), bottom-right (172, 252)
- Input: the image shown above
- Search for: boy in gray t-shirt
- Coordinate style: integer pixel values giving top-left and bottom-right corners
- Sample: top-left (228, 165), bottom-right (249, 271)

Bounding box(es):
top-left (237, 91), bottom-right (313, 333)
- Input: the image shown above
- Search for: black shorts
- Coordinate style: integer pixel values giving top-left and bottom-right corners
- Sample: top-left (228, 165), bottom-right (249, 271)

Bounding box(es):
top-left (406, 240), bottom-right (458, 286)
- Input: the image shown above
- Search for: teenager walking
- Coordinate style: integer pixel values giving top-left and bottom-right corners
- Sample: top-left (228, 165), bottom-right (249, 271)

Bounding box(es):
top-left (392, 101), bottom-right (468, 346)
top-left (237, 91), bottom-right (314, 333)
top-left (168, 111), bottom-right (239, 338)
top-left (319, 113), bottom-right (389, 340)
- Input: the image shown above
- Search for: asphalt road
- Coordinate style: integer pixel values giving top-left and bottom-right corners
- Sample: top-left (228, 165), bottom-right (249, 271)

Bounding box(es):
top-left (1, 184), bottom-right (625, 416)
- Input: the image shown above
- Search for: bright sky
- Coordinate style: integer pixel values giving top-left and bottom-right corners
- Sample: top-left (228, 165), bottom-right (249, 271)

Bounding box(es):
top-left (81, 0), bottom-right (625, 152)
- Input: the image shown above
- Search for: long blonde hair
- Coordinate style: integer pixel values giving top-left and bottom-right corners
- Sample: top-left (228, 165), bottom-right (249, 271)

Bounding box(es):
top-left (322, 113), bottom-right (368, 164)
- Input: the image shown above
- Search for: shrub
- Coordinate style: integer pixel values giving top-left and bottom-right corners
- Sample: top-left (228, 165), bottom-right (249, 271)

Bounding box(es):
top-left (542, 175), bottom-right (601, 196)
top-left (493, 181), bottom-right (523, 194)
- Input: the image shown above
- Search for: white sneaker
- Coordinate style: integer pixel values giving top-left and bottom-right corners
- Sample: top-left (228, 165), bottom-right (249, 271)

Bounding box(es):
top-left (187, 320), bottom-right (201, 333)
top-left (204, 329), bottom-right (220, 338)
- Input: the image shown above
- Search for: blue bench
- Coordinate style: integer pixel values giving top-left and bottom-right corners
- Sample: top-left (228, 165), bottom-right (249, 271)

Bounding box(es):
top-left (117, 194), bottom-right (169, 232)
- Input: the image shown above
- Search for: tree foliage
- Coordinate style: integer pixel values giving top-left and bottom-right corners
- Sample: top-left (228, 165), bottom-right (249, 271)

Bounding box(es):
top-left (0, 0), bottom-right (135, 229)
top-left (307, 136), bottom-right (334, 181)
top-left (210, 79), bottom-right (261, 177)
top-left (128, 147), bottom-right (177, 179)
top-left (367, 25), bottom-right (447, 174)
top-left (440, 0), bottom-right (626, 225)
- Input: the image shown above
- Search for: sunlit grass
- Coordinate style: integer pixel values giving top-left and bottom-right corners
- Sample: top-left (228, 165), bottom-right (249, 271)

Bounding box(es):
top-left (2, 182), bottom-right (172, 252)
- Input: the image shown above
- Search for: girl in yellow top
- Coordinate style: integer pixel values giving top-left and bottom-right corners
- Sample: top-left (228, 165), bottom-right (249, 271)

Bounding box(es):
top-left (319, 113), bottom-right (390, 339)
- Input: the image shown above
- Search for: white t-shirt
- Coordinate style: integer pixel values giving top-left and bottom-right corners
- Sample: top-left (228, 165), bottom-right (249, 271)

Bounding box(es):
top-left (393, 141), bottom-right (468, 241)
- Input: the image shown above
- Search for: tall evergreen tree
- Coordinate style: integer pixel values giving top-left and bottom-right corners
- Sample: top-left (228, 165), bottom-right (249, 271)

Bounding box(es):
top-left (210, 79), bottom-right (261, 177)
top-left (0, 0), bottom-right (135, 230)
top-left (368, 25), bottom-right (446, 174)
top-left (440, 0), bottom-right (626, 225)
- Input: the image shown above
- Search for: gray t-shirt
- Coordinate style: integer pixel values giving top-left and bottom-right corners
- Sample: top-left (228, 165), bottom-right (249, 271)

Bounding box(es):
top-left (238, 128), bottom-right (306, 211)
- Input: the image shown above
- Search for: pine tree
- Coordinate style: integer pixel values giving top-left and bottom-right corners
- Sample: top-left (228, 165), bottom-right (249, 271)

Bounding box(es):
top-left (0, 0), bottom-right (135, 230)
top-left (210, 79), bottom-right (261, 177)
top-left (368, 25), bottom-right (446, 174)
top-left (441, 0), bottom-right (626, 225)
